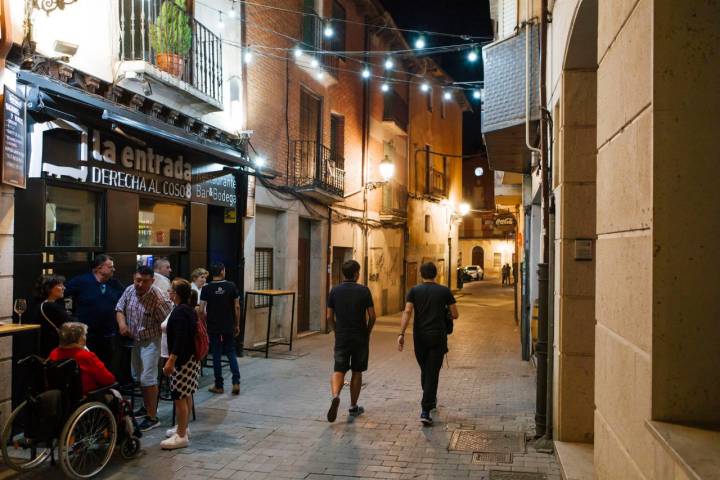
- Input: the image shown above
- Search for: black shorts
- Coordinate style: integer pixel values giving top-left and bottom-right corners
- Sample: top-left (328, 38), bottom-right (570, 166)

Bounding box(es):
top-left (334, 339), bottom-right (369, 373)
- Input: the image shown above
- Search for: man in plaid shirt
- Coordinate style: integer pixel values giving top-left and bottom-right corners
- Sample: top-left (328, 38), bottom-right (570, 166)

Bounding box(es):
top-left (116, 265), bottom-right (172, 431)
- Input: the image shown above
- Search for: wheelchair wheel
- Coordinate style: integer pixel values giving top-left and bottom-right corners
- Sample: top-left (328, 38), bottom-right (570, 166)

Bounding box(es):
top-left (0, 400), bottom-right (53, 471)
top-left (58, 402), bottom-right (117, 479)
top-left (119, 436), bottom-right (141, 459)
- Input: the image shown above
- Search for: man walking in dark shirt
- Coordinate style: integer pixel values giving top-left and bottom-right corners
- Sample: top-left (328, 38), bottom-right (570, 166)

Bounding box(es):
top-left (200, 262), bottom-right (241, 395)
top-left (398, 262), bottom-right (458, 425)
top-left (326, 260), bottom-right (376, 422)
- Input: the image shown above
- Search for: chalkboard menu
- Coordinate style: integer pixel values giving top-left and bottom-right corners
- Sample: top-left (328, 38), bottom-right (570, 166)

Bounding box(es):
top-left (2, 87), bottom-right (26, 189)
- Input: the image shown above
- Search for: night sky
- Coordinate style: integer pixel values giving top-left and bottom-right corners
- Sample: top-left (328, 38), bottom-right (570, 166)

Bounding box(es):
top-left (380, 0), bottom-right (493, 153)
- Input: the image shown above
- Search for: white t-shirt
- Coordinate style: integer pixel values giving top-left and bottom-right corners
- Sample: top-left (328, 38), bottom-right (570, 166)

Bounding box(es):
top-left (154, 273), bottom-right (171, 296)
top-left (160, 312), bottom-right (171, 358)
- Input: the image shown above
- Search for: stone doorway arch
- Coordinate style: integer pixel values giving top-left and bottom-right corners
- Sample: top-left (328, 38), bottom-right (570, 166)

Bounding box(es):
top-left (471, 246), bottom-right (484, 268)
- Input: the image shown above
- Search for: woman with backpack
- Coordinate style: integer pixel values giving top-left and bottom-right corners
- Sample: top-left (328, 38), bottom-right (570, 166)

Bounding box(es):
top-left (161, 278), bottom-right (201, 450)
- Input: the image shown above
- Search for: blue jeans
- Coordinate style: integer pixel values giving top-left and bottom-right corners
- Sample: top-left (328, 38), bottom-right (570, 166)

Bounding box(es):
top-left (209, 333), bottom-right (241, 388)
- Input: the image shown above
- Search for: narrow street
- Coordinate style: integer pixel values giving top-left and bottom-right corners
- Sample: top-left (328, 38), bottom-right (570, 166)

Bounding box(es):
top-left (6, 280), bottom-right (559, 480)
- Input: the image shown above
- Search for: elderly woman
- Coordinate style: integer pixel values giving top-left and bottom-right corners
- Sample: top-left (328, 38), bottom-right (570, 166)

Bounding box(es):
top-left (160, 278), bottom-right (201, 450)
top-left (48, 322), bottom-right (116, 396)
top-left (190, 268), bottom-right (208, 296)
top-left (28, 274), bottom-right (75, 357)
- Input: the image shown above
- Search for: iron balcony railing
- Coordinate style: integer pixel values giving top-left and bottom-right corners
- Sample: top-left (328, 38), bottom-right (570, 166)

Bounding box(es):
top-left (301, 11), bottom-right (340, 74)
top-left (292, 140), bottom-right (345, 197)
top-left (119, 0), bottom-right (223, 103)
top-left (381, 181), bottom-right (408, 217)
top-left (429, 168), bottom-right (447, 197)
top-left (383, 90), bottom-right (409, 132)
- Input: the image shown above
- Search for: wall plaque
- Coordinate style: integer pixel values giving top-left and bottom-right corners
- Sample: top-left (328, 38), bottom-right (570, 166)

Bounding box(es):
top-left (2, 87), bottom-right (27, 188)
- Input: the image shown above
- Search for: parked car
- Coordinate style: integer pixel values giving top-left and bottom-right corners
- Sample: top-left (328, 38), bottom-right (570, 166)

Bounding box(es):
top-left (464, 265), bottom-right (484, 281)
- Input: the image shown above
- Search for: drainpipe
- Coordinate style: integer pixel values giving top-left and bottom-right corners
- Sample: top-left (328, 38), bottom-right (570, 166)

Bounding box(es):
top-left (361, 18), bottom-right (370, 285)
top-left (326, 206), bottom-right (332, 333)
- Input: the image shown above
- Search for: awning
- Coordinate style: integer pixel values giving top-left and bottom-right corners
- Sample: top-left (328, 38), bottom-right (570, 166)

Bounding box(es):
top-left (17, 71), bottom-right (250, 168)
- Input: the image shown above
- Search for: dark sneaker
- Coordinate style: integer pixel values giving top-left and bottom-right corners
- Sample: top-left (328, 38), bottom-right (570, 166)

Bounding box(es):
top-left (138, 416), bottom-right (161, 432)
top-left (133, 406), bottom-right (147, 418)
top-left (208, 386), bottom-right (224, 394)
top-left (326, 396), bottom-right (340, 422)
top-left (348, 406), bottom-right (364, 417)
top-left (232, 384), bottom-right (240, 395)
top-left (420, 411), bottom-right (433, 426)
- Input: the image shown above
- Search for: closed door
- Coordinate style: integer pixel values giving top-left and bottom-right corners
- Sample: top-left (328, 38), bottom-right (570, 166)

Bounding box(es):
top-left (472, 246), bottom-right (484, 268)
top-left (297, 219), bottom-right (311, 332)
top-left (406, 262), bottom-right (417, 291)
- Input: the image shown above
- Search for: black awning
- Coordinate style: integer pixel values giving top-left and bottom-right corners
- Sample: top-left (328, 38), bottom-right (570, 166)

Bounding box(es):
top-left (18, 71), bottom-right (250, 168)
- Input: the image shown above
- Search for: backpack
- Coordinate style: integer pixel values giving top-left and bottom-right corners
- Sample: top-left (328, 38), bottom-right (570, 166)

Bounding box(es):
top-left (194, 314), bottom-right (209, 360)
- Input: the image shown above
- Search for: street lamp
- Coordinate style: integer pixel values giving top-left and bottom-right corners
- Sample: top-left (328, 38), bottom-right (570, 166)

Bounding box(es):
top-left (379, 155), bottom-right (395, 182)
top-left (458, 202), bottom-right (471, 216)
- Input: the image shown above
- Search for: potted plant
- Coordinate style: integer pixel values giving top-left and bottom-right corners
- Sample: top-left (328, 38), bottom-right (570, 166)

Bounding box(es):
top-left (149, 0), bottom-right (193, 78)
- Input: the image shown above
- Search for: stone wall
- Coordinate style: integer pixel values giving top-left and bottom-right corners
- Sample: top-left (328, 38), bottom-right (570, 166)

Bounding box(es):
top-left (0, 185), bottom-right (14, 422)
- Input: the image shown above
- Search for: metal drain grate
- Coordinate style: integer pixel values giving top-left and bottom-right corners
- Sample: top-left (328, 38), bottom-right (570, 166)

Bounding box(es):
top-left (472, 452), bottom-right (513, 464)
top-left (449, 430), bottom-right (527, 453)
top-left (489, 472), bottom-right (547, 480)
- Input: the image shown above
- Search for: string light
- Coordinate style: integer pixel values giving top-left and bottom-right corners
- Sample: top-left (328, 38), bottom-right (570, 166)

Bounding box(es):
top-left (443, 90), bottom-right (452, 100)
top-left (243, 48), bottom-right (253, 63)
top-left (420, 82), bottom-right (430, 93)
top-left (467, 50), bottom-right (479, 62)
top-left (310, 57), bottom-right (320, 68)
top-left (414, 36), bottom-right (426, 49)
top-left (316, 71), bottom-right (326, 80)
top-left (218, 11), bottom-right (224, 28)
top-left (293, 45), bottom-right (303, 58)
top-left (473, 89), bottom-right (482, 100)
top-left (361, 66), bottom-right (370, 79)
top-left (323, 21), bottom-right (334, 38)
top-left (384, 57), bottom-right (394, 70)
top-left (381, 82), bottom-right (390, 93)
top-left (228, 0), bottom-right (237, 18)
top-left (255, 155), bottom-right (267, 168)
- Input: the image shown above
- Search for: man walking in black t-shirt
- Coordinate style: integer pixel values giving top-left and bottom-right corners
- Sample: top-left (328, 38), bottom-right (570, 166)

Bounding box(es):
top-left (398, 262), bottom-right (458, 425)
top-left (199, 262), bottom-right (241, 395)
top-left (325, 260), bottom-right (376, 422)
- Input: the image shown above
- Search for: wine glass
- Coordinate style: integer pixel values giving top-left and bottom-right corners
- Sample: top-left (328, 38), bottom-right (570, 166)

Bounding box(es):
top-left (13, 299), bottom-right (27, 325)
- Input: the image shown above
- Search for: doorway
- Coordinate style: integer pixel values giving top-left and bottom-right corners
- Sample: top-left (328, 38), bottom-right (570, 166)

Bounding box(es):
top-left (331, 247), bottom-right (353, 287)
top-left (472, 246), bottom-right (484, 268)
top-left (297, 219), bottom-right (312, 332)
top-left (207, 205), bottom-right (238, 284)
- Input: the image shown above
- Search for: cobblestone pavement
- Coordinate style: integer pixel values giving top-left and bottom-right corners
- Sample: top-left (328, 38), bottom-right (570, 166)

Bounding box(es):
top-left (4, 280), bottom-right (560, 480)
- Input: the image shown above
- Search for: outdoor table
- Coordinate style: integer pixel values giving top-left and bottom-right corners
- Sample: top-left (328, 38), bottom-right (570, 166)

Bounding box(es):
top-left (241, 290), bottom-right (296, 358)
top-left (2, 323), bottom-right (41, 409)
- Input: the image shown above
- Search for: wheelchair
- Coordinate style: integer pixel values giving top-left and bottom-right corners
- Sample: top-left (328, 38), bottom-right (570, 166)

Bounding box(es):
top-left (1, 355), bottom-right (141, 479)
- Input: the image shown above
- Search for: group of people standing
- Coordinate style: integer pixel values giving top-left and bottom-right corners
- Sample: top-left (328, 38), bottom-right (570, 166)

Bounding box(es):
top-left (501, 263), bottom-right (516, 286)
top-left (25, 256), bottom-right (243, 451)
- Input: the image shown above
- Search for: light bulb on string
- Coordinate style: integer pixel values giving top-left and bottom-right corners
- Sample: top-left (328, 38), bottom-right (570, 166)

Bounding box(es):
top-left (414, 36), bottom-right (426, 49)
top-left (293, 45), bottom-right (303, 59)
top-left (384, 57), bottom-right (394, 70)
top-left (310, 57), bottom-right (320, 68)
top-left (228, 1), bottom-right (237, 18)
top-left (381, 82), bottom-right (390, 93)
top-left (316, 71), bottom-right (325, 80)
top-left (243, 48), bottom-right (253, 64)
top-left (443, 90), bottom-right (452, 101)
top-left (323, 21), bottom-right (334, 38)
top-left (473, 89), bottom-right (482, 100)
top-left (420, 82), bottom-right (430, 93)
top-left (467, 50), bottom-right (479, 62)
top-left (361, 66), bottom-right (370, 79)
top-left (218, 11), bottom-right (224, 29)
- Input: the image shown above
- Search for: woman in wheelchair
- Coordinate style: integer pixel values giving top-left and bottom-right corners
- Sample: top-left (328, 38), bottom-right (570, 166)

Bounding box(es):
top-left (49, 322), bottom-right (116, 396)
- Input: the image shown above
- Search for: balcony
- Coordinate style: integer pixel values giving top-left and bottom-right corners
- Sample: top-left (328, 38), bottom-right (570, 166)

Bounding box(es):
top-left (383, 90), bottom-right (409, 134)
top-left (117, 0), bottom-right (223, 115)
top-left (297, 12), bottom-right (339, 87)
top-left (428, 168), bottom-right (447, 198)
top-left (380, 181), bottom-right (408, 222)
top-left (291, 140), bottom-right (345, 204)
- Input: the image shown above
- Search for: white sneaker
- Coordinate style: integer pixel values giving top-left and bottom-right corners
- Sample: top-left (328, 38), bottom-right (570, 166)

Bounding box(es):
top-left (165, 426), bottom-right (191, 438)
top-left (160, 433), bottom-right (189, 450)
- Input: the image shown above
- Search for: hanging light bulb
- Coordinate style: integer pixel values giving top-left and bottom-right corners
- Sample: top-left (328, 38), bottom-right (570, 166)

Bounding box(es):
top-left (381, 82), bottom-right (390, 93)
top-left (243, 48), bottom-right (253, 64)
top-left (255, 156), bottom-right (267, 168)
top-left (473, 89), bottom-right (482, 100)
top-left (420, 82), bottom-right (430, 93)
top-left (316, 71), bottom-right (326, 80)
top-left (414, 36), bottom-right (426, 49)
top-left (384, 57), bottom-right (394, 70)
top-left (293, 45), bottom-right (303, 59)
top-left (323, 21), bottom-right (334, 38)
top-left (361, 66), bottom-right (370, 79)
top-left (310, 57), bottom-right (320, 68)
top-left (467, 50), bottom-right (479, 62)
top-left (228, 0), bottom-right (237, 18)
top-left (218, 11), bottom-right (224, 29)
top-left (443, 90), bottom-right (452, 101)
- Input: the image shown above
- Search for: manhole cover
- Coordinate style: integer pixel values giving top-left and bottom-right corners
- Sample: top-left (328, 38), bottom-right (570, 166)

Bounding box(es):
top-left (489, 472), bottom-right (547, 480)
top-left (472, 452), bottom-right (513, 464)
top-left (448, 430), bottom-right (526, 453)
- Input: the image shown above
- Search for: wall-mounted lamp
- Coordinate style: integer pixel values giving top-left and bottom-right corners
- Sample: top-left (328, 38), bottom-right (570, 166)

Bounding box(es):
top-left (378, 155), bottom-right (395, 182)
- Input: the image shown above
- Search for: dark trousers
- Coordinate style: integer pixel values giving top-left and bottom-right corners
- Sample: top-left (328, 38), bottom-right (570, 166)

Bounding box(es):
top-left (413, 334), bottom-right (447, 412)
top-left (86, 334), bottom-right (117, 376)
top-left (209, 333), bottom-right (241, 388)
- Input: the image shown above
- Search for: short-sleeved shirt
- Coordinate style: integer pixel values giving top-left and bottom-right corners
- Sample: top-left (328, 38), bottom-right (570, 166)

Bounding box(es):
top-left (115, 285), bottom-right (172, 342)
top-left (200, 280), bottom-right (239, 334)
top-left (327, 281), bottom-right (374, 341)
top-left (65, 273), bottom-right (124, 338)
top-left (406, 282), bottom-right (456, 336)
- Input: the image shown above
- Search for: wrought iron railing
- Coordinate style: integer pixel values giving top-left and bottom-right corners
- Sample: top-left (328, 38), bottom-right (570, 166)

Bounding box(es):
top-left (381, 181), bottom-right (408, 217)
top-left (301, 11), bottom-right (340, 74)
top-left (429, 168), bottom-right (447, 197)
top-left (292, 140), bottom-right (345, 197)
top-left (119, 0), bottom-right (223, 103)
top-left (383, 90), bottom-right (409, 131)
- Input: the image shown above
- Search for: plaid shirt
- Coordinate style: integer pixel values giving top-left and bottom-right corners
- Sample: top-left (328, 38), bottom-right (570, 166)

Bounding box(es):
top-left (115, 285), bottom-right (172, 342)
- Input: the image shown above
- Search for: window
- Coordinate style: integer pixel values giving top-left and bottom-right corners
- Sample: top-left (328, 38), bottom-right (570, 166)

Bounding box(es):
top-left (493, 252), bottom-right (502, 267)
top-left (424, 215), bottom-right (431, 233)
top-left (45, 186), bottom-right (101, 247)
top-left (331, 1), bottom-right (346, 53)
top-left (138, 199), bottom-right (187, 248)
top-left (330, 114), bottom-right (345, 168)
top-left (254, 248), bottom-right (273, 307)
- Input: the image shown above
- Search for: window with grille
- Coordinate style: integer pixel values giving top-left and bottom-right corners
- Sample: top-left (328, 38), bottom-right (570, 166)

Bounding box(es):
top-left (254, 248), bottom-right (273, 307)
